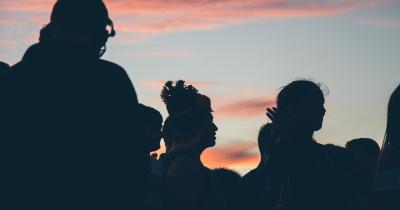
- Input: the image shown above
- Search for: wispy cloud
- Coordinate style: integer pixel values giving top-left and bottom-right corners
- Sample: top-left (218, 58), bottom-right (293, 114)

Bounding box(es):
top-left (214, 98), bottom-right (275, 119)
top-left (109, 0), bottom-right (388, 34)
top-left (0, 0), bottom-right (52, 13)
top-left (0, 0), bottom-right (389, 34)
top-left (0, 40), bottom-right (18, 48)
top-left (358, 18), bottom-right (400, 28)
top-left (139, 80), bottom-right (275, 119)
top-left (0, 0), bottom-right (393, 49)
top-left (120, 49), bottom-right (198, 59)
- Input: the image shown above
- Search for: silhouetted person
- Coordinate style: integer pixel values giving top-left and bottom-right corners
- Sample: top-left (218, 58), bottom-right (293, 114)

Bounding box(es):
top-left (159, 116), bottom-right (174, 163)
top-left (213, 168), bottom-right (241, 210)
top-left (0, 1), bottom-right (147, 209)
top-left (0, 61), bottom-right (10, 85)
top-left (138, 104), bottom-right (164, 210)
top-left (235, 124), bottom-right (278, 210)
top-left (162, 116), bottom-right (174, 153)
top-left (0, 61), bottom-right (9, 73)
top-left (265, 80), bottom-right (342, 210)
top-left (345, 138), bottom-right (380, 210)
top-left (161, 80), bottom-right (226, 210)
top-left (0, 62), bottom-right (9, 105)
top-left (139, 104), bottom-right (163, 155)
top-left (324, 144), bottom-right (355, 210)
top-left (375, 84), bottom-right (400, 210)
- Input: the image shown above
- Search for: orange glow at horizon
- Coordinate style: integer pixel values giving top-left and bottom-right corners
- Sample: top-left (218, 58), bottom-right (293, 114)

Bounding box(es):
top-left (153, 142), bottom-right (260, 172)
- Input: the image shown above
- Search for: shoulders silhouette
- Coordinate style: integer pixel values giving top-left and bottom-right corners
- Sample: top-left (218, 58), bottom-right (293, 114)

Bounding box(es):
top-left (1, 1), bottom-right (146, 209)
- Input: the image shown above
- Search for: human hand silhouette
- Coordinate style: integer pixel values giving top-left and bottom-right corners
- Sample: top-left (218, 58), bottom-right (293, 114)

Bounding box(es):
top-left (266, 107), bottom-right (297, 141)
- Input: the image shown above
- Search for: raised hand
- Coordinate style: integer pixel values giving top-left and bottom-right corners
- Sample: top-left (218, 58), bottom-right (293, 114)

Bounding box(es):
top-left (266, 107), bottom-right (296, 141)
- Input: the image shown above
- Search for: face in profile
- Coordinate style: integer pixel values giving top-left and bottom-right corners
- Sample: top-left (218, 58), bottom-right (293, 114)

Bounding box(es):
top-left (200, 112), bottom-right (218, 148)
top-left (297, 93), bottom-right (326, 132)
top-left (145, 116), bottom-right (163, 152)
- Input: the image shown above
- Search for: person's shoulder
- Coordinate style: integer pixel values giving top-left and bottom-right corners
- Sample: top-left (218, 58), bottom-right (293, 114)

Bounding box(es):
top-left (0, 62), bottom-right (10, 74)
top-left (240, 168), bottom-right (262, 183)
top-left (170, 155), bottom-right (198, 168)
top-left (0, 61), bottom-right (9, 69)
top-left (97, 59), bottom-right (134, 83)
top-left (167, 155), bottom-right (201, 176)
top-left (98, 59), bottom-right (127, 74)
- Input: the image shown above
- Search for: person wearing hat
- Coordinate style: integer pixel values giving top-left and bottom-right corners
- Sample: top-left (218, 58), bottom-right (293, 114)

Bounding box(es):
top-left (1, 1), bottom-right (147, 209)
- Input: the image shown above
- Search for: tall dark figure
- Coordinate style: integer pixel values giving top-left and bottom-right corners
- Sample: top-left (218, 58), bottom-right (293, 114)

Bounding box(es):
top-left (235, 123), bottom-right (279, 210)
top-left (0, 1), bottom-right (147, 209)
top-left (160, 80), bottom-right (226, 210)
top-left (345, 138), bottom-right (380, 210)
top-left (375, 84), bottom-right (400, 210)
top-left (265, 80), bottom-right (342, 210)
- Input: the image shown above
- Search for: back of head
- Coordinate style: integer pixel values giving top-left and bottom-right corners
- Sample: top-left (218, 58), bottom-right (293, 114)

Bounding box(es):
top-left (378, 85), bottom-right (400, 171)
top-left (40, 0), bottom-right (115, 57)
top-left (346, 138), bottom-right (380, 160)
top-left (213, 168), bottom-right (241, 198)
top-left (213, 168), bottom-right (241, 182)
top-left (324, 144), bottom-right (353, 173)
top-left (383, 85), bottom-right (400, 149)
top-left (138, 104), bottom-right (163, 152)
top-left (138, 103), bottom-right (162, 126)
top-left (346, 138), bottom-right (380, 172)
top-left (258, 124), bottom-right (278, 158)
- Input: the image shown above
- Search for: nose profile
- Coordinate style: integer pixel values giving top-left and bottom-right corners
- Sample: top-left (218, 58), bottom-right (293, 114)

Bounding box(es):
top-left (213, 122), bottom-right (218, 132)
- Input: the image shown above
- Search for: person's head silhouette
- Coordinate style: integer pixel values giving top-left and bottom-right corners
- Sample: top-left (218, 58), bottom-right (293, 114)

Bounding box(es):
top-left (346, 138), bottom-right (380, 172)
top-left (40, 0), bottom-right (115, 58)
top-left (161, 80), bottom-right (218, 152)
top-left (382, 84), bottom-right (400, 150)
top-left (257, 124), bottom-right (278, 165)
top-left (277, 80), bottom-right (326, 135)
top-left (138, 104), bottom-right (163, 153)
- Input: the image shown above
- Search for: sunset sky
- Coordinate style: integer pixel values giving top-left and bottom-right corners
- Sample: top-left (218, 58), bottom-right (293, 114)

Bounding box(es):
top-left (1, 0), bottom-right (400, 174)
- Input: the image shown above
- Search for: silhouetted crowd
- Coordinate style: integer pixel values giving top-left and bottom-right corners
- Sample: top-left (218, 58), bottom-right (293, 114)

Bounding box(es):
top-left (0, 1), bottom-right (399, 210)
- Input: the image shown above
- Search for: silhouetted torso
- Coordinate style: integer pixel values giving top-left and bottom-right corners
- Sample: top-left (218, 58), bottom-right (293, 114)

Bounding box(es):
top-left (162, 148), bottom-right (226, 210)
top-left (1, 42), bottom-right (147, 209)
top-left (375, 146), bottom-right (400, 210)
top-left (235, 167), bottom-right (269, 210)
top-left (266, 140), bottom-right (341, 210)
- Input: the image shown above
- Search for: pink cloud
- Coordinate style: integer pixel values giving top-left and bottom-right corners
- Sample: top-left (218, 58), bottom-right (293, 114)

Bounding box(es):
top-left (359, 18), bottom-right (400, 28)
top-left (0, 0), bottom-right (393, 48)
top-left (214, 98), bottom-right (275, 119)
top-left (139, 80), bottom-right (275, 119)
top-left (0, 0), bottom-right (52, 13)
top-left (0, 40), bottom-right (18, 48)
top-left (120, 49), bottom-right (198, 59)
top-left (109, 0), bottom-right (388, 34)
top-left (0, 0), bottom-right (390, 35)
